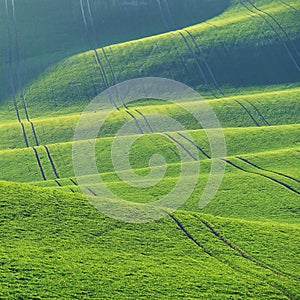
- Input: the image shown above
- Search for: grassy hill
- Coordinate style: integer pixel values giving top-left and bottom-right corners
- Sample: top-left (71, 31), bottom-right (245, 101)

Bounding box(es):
top-left (0, 0), bottom-right (299, 298)
top-left (0, 181), bottom-right (299, 299)
top-left (0, 0), bottom-right (230, 102)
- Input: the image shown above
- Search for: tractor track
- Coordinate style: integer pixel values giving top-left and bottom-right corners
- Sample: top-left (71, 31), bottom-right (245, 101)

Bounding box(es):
top-left (222, 158), bottom-right (300, 195)
top-left (245, 100), bottom-right (270, 126)
top-left (164, 134), bottom-right (198, 161)
top-left (235, 100), bottom-right (261, 126)
top-left (5, 0), bottom-right (28, 147)
top-left (79, 0), bottom-right (119, 110)
top-left (44, 145), bottom-right (60, 179)
top-left (178, 31), bottom-right (218, 98)
top-left (5, 0), bottom-right (50, 181)
top-left (246, 0), bottom-right (300, 59)
top-left (168, 213), bottom-right (294, 299)
top-left (125, 110), bottom-right (144, 134)
top-left (184, 29), bottom-right (225, 97)
top-left (133, 109), bottom-right (199, 162)
top-left (32, 147), bottom-right (47, 181)
top-left (159, 0), bottom-right (223, 98)
top-left (177, 132), bottom-right (211, 159)
top-left (197, 216), bottom-right (300, 281)
top-left (157, 0), bottom-right (200, 85)
top-left (279, 0), bottom-right (300, 14)
top-left (237, 156), bottom-right (300, 184)
top-left (86, 0), bottom-right (128, 109)
top-left (167, 214), bottom-right (213, 256)
top-left (97, 37), bottom-right (202, 165)
top-left (240, 0), bottom-right (300, 71)
top-left (10, 0), bottom-right (63, 182)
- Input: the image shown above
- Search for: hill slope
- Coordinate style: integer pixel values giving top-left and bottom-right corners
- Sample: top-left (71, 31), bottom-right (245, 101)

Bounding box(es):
top-left (0, 0), bottom-right (299, 298)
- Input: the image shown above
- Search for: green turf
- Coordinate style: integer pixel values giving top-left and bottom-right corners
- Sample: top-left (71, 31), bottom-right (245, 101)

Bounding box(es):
top-left (0, 180), bottom-right (299, 298)
top-left (0, 0), bottom-right (299, 298)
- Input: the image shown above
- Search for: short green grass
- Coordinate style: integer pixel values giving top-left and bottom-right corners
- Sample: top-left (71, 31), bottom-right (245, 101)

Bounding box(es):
top-left (0, 180), bottom-right (298, 298)
top-left (0, 0), bottom-right (299, 298)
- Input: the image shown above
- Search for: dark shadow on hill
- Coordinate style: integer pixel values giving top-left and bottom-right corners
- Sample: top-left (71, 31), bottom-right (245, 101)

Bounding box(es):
top-left (0, 0), bottom-right (231, 102)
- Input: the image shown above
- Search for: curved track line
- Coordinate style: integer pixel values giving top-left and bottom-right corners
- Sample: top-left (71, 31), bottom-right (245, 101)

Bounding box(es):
top-left (177, 132), bottom-right (211, 159)
top-left (237, 156), bottom-right (300, 184)
top-left (235, 100), bottom-right (261, 126)
top-left (44, 145), bottom-right (60, 179)
top-left (32, 147), bottom-right (47, 181)
top-left (178, 31), bottom-right (218, 98)
top-left (240, 0), bottom-right (300, 71)
top-left (184, 29), bottom-right (225, 97)
top-left (198, 216), bottom-right (300, 281)
top-left (165, 133), bottom-right (198, 161)
top-left (245, 100), bottom-right (270, 126)
top-left (222, 158), bottom-right (300, 195)
top-left (125, 110), bottom-right (144, 134)
top-left (279, 0), bottom-right (300, 14)
top-left (167, 214), bottom-right (212, 256)
top-left (246, 0), bottom-right (300, 58)
top-left (168, 214), bottom-right (293, 298)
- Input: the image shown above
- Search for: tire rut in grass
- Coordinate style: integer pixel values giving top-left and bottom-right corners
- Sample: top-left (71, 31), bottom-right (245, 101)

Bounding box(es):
top-left (197, 216), bottom-right (300, 281)
top-left (237, 156), bottom-right (300, 184)
top-left (222, 158), bottom-right (300, 195)
top-left (240, 0), bottom-right (300, 71)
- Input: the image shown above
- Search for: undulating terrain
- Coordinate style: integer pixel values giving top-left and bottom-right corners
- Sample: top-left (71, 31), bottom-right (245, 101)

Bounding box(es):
top-left (0, 0), bottom-right (299, 298)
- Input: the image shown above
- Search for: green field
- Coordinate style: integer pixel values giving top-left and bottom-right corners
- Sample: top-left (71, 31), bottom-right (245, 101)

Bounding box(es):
top-left (0, 0), bottom-right (299, 298)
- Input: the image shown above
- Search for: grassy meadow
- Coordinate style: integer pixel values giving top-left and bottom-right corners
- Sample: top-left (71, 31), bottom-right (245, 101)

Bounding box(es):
top-left (0, 0), bottom-right (299, 298)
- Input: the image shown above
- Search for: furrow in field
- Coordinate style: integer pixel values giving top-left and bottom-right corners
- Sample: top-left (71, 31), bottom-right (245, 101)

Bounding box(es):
top-left (235, 100), bottom-right (261, 126)
top-left (197, 216), bottom-right (300, 281)
top-left (240, 0), bottom-right (300, 71)
top-left (244, 99), bottom-right (270, 126)
top-left (167, 214), bottom-right (213, 256)
top-left (236, 156), bottom-right (300, 184)
top-left (183, 29), bottom-right (225, 97)
top-left (279, 0), bottom-right (300, 14)
top-left (246, 0), bottom-right (300, 59)
top-left (222, 158), bottom-right (300, 195)
top-left (178, 30), bottom-right (218, 98)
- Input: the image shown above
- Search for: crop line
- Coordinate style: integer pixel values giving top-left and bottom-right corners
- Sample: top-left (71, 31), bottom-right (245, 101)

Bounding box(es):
top-left (32, 147), bottom-right (47, 181)
top-left (168, 214), bottom-right (294, 298)
top-left (156, 0), bottom-right (198, 82)
top-left (246, 0), bottom-right (300, 59)
top-left (99, 41), bottom-right (200, 164)
top-left (54, 179), bottom-right (62, 187)
top-left (10, 0), bottom-right (63, 182)
top-left (86, 0), bottom-right (128, 109)
top-left (5, 0), bottom-right (50, 181)
top-left (125, 110), bottom-right (144, 134)
top-left (279, 0), bottom-right (300, 14)
top-left (44, 145), bottom-right (60, 179)
top-left (159, 0), bottom-right (223, 98)
top-left (79, 0), bottom-right (119, 110)
top-left (133, 109), bottom-right (196, 161)
top-left (167, 214), bottom-right (213, 256)
top-left (183, 29), bottom-right (225, 97)
top-left (87, 0), bottom-right (128, 109)
top-left (245, 100), bottom-right (270, 126)
top-left (197, 216), bottom-right (300, 281)
top-left (178, 31), bottom-right (218, 98)
top-left (236, 156), bottom-right (300, 184)
top-left (5, 0), bottom-right (29, 147)
top-left (70, 178), bottom-right (78, 186)
top-left (164, 134), bottom-right (198, 161)
top-left (222, 158), bottom-right (300, 195)
top-left (235, 100), bottom-right (261, 126)
top-left (240, 0), bottom-right (300, 71)
top-left (135, 109), bottom-right (155, 133)
top-left (176, 132), bottom-right (211, 159)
